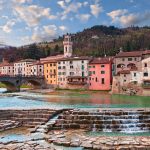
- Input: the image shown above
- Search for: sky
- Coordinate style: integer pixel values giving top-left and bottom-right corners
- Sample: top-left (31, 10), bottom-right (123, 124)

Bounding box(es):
top-left (0, 0), bottom-right (150, 46)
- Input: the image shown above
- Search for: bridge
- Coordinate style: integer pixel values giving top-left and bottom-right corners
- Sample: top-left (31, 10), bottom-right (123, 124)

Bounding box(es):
top-left (0, 76), bottom-right (46, 92)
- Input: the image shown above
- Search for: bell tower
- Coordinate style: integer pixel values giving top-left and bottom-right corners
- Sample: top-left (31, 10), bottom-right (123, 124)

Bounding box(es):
top-left (63, 34), bottom-right (73, 57)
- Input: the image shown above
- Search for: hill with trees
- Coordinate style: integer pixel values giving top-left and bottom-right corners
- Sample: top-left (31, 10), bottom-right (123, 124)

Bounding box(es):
top-left (1, 25), bottom-right (150, 62)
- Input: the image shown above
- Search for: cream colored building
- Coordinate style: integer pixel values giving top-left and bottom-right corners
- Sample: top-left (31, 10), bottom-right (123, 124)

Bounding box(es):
top-left (30, 61), bottom-right (44, 76)
top-left (14, 59), bottom-right (36, 76)
top-left (0, 63), bottom-right (14, 76)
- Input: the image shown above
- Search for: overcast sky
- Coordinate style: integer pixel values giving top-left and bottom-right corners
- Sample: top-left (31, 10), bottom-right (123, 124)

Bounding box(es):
top-left (0, 0), bottom-right (150, 46)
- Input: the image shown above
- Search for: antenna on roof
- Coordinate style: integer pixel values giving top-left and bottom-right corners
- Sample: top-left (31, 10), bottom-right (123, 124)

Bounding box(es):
top-left (104, 49), bottom-right (106, 57)
top-left (119, 47), bottom-right (123, 52)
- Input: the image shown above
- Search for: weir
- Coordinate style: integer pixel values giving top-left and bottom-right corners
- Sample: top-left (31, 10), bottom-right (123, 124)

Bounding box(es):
top-left (53, 109), bottom-right (150, 133)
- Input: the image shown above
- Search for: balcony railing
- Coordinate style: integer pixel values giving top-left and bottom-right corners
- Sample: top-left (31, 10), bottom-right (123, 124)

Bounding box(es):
top-left (67, 81), bottom-right (87, 85)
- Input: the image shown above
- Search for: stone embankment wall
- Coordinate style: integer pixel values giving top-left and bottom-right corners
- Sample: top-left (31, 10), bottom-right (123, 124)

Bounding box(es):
top-left (53, 109), bottom-right (150, 132)
top-left (0, 109), bottom-right (60, 128)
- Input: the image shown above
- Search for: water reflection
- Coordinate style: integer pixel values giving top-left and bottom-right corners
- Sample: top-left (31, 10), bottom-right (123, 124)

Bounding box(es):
top-left (0, 90), bottom-right (149, 108)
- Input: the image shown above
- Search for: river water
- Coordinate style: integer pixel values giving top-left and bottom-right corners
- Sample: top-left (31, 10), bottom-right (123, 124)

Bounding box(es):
top-left (0, 88), bottom-right (150, 109)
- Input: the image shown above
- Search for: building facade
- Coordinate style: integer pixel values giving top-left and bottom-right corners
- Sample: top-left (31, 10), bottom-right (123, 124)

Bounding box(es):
top-left (14, 59), bottom-right (36, 76)
top-left (57, 57), bottom-right (89, 89)
top-left (88, 58), bottom-right (112, 90)
top-left (30, 61), bottom-right (44, 76)
top-left (142, 57), bottom-right (150, 87)
top-left (43, 60), bottom-right (57, 85)
top-left (0, 63), bottom-right (14, 76)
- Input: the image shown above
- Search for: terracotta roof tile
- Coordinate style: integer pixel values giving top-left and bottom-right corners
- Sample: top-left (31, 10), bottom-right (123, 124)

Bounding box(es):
top-left (89, 57), bottom-right (112, 64)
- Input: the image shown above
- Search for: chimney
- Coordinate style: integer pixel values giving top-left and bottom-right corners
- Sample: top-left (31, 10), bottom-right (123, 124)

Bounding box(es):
top-left (2, 58), bottom-right (8, 63)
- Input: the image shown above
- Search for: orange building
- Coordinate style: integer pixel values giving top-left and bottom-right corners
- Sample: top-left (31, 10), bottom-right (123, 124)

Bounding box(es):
top-left (41, 55), bottom-right (64, 86)
top-left (43, 60), bottom-right (57, 85)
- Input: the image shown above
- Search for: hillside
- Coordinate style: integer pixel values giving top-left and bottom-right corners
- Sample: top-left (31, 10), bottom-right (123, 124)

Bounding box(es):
top-left (37, 25), bottom-right (150, 57)
top-left (1, 25), bottom-right (150, 62)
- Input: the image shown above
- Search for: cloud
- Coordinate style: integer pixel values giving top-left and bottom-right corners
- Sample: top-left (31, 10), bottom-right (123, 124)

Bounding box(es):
top-left (14, 5), bottom-right (57, 27)
top-left (107, 9), bottom-right (150, 26)
top-left (90, 0), bottom-right (103, 17)
top-left (83, 1), bottom-right (88, 6)
top-left (57, 1), bottom-right (82, 20)
top-left (59, 25), bottom-right (68, 31)
top-left (76, 14), bottom-right (91, 22)
top-left (119, 12), bottom-right (150, 26)
top-left (0, 20), bottom-right (16, 33)
top-left (1, 15), bottom-right (9, 19)
top-left (13, 0), bottom-right (32, 4)
top-left (57, 1), bottom-right (66, 9)
top-left (107, 9), bottom-right (128, 23)
top-left (28, 25), bottom-right (58, 43)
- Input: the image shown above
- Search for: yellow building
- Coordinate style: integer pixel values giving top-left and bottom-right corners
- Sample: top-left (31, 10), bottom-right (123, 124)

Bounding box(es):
top-left (43, 60), bottom-right (57, 85)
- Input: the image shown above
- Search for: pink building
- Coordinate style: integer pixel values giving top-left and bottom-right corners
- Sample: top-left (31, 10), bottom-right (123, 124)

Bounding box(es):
top-left (88, 58), bottom-right (112, 90)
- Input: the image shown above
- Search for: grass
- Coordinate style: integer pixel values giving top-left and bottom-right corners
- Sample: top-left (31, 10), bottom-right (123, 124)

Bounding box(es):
top-left (0, 83), bottom-right (32, 88)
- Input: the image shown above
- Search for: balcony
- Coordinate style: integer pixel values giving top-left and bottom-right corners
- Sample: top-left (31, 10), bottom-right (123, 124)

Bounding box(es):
top-left (142, 80), bottom-right (150, 89)
top-left (67, 76), bottom-right (88, 85)
top-left (49, 72), bottom-right (56, 76)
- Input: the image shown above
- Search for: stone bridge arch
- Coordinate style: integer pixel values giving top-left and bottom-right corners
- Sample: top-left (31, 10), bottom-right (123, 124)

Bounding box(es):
top-left (21, 77), bottom-right (44, 89)
top-left (0, 76), bottom-right (46, 92)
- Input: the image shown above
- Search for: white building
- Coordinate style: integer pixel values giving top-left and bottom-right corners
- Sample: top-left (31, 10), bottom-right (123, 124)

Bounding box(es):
top-left (14, 59), bottom-right (36, 76)
top-left (57, 34), bottom-right (89, 89)
top-left (30, 61), bottom-right (44, 76)
top-left (57, 57), bottom-right (89, 89)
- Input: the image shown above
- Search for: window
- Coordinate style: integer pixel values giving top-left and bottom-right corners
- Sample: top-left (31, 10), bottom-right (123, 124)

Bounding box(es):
top-left (70, 61), bottom-right (73, 64)
top-left (82, 60), bottom-right (84, 63)
top-left (58, 62), bottom-right (61, 64)
top-left (89, 71), bottom-right (92, 76)
top-left (134, 58), bottom-right (137, 61)
top-left (82, 65), bottom-right (84, 70)
top-left (58, 66), bottom-right (61, 69)
top-left (124, 80), bottom-right (126, 82)
top-left (128, 58), bottom-right (132, 61)
top-left (122, 58), bottom-right (125, 61)
top-left (93, 71), bottom-right (95, 74)
top-left (70, 66), bottom-right (73, 69)
top-left (144, 72), bottom-right (148, 77)
top-left (89, 66), bottom-right (91, 68)
top-left (96, 77), bottom-right (98, 82)
top-left (63, 61), bottom-right (65, 64)
top-left (50, 64), bottom-right (52, 67)
top-left (93, 66), bottom-right (95, 68)
top-left (101, 71), bottom-right (105, 74)
top-left (124, 74), bottom-right (126, 77)
top-left (134, 73), bottom-right (136, 77)
top-left (58, 72), bottom-right (61, 75)
top-left (70, 72), bottom-right (74, 75)
top-left (63, 66), bottom-right (66, 69)
top-left (101, 65), bottom-right (105, 67)
top-left (144, 63), bottom-right (147, 67)
top-left (82, 72), bottom-right (84, 77)
top-left (101, 78), bottom-right (105, 84)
